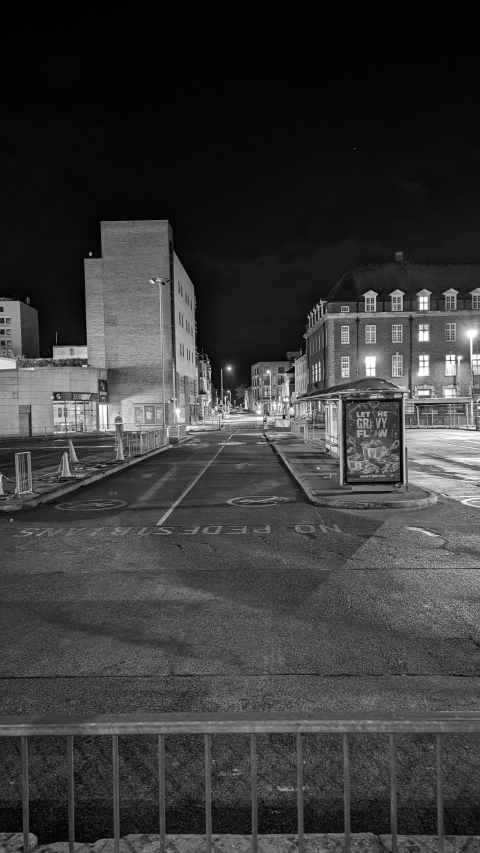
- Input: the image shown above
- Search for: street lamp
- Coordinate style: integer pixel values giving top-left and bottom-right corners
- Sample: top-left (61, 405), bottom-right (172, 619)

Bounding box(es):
top-left (467, 329), bottom-right (478, 425)
top-left (220, 364), bottom-right (232, 412)
top-left (149, 276), bottom-right (169, 427)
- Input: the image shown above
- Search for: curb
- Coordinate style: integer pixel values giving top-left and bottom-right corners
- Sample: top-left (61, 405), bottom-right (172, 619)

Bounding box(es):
top-left (268, 438), bottom-right (438, 510)
top-left (0, 437), bottom-right (193, 513)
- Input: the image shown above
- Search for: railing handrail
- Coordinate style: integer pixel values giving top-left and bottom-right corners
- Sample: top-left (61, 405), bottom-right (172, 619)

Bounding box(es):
top-left (2, 710), bottom-right (480, 736)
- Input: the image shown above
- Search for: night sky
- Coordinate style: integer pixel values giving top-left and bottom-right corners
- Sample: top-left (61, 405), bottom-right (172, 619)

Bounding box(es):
top-left (1, 17), bottom-right (480, 386)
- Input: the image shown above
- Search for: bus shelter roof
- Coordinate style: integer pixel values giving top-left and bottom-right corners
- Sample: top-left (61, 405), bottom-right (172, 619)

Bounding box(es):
top-left (297, 377), bottom-right (404, 402)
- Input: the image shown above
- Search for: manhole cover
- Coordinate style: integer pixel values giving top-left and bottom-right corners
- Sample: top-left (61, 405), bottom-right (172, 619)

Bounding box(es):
top-left (55, 498), bottom-right (128, 511)
top-left (227, 495), bottom-right (291, 507)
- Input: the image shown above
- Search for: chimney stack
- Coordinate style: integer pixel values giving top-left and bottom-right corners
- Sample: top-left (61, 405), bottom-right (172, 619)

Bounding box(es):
top-left (25, 296), bottom-right (30, 305)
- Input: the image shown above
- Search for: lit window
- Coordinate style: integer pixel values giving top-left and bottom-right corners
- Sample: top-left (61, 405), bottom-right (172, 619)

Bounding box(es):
top-left (341, 355), bottom-right (350, 378)
top-left (445, 323), bottom-right (456, 342)
top-left (473, 354), bottom-right (480, 375)
top-left (340, 325), bottom-right (350, 344)
top-left (364, 295), bottom-right (376, 312)
top-left (472, 294), bottom-right (480, 310)
top-left (365, 325), bottom-right (376, 344)
top-left (418, 354), bottom-right (430, 376)
top-left (340, 305), bottom-right (350, 313)
top-left (444, 293), bottom-right (457, 310)
top-left (392, 353), bottom-right (404, 377)
top-left (418, 324), bottom-right (429, 342)
top-left (391, 293), bottom-right (403, 311)
top-left (417, 388), bottom-right (431, 397)
top-left (418, 294), bottom-right (430, 310)
top-left (392, 324), bottom-right (403, 343)
top-left (443, 387), bottom-right (457, 398)
top-left (365, 356), bottom-right (376, 376)
top-left (445, 354), bottom-right (456, 376)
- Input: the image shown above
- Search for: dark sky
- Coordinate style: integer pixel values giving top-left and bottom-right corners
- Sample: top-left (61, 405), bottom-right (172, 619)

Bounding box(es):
top-left (1, 16), bottom-right (480, 386)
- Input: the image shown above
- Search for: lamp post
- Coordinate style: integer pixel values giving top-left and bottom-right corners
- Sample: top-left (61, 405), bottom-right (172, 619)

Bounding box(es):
top-left (149, 276), bottom-right (169, 428)
top-left (220, 364), bottom-right (232, 413)
top-left (266, 369), bottom-right (272, 415)
top-left (467, 329), bottom-right (478, 426)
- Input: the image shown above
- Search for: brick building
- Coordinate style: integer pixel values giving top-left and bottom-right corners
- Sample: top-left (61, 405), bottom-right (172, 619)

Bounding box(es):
top-left (0, 297), bottom-right (39, 358)
top-left (197, 352), bottom-right (213, 420)
top-left (85, 220), bottom-right (198, 427)
top-left (303, 257), bottom-right (480, 423)
top-left (250, 352), bottom-right (300, 414)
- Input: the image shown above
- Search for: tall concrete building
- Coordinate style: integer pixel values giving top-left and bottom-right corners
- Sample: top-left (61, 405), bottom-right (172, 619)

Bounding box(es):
top-left (85, 220), bottom-right (198, 427)
top-left (0, 297), bottom-right (39, 358)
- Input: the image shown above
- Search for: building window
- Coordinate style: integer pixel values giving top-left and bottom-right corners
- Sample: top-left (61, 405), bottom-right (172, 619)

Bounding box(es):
top-left (418, 294), bottom-right (430, 311)
top-left (5, 318), bottom-right (11, 324)
top-left (365, 356), bottom-right (376, 377)
top-left (418, 354), bottom-right (430, 376)
top-left (341, 355), bottom-right (350, 378)
top-left (392, 353), bottom-right (404, 377)
top-left (472, 294), bottom-right (480, 310)
top-left (340, 305), bottom-right (350, 313)
top-left (445, 322), bottom-right (456, 342)
top-left (392, 324), bottom-right (403, 343)
top-left (418, 323), bottom-right (429, 342)
top-left (443, 387), bottom-right (457, 398)
top-left (444, 293), bottom-right (457, 310)
top-left (0, 318), bottom-right (3, 324)
top-left (365, 325), bottom-right (376, 344)
top-left (391, 294), bottom-right (403, 311)
top-left (340, 325), bottom-right (350, 344)
top-left (445, 354), bottom-right (456, 376)
top-left (364, 295), bottom-right (376, 312)
top-left (417, 388), bottom-right (432, 397)
top-left (473, 354), bottom-right (480, 375)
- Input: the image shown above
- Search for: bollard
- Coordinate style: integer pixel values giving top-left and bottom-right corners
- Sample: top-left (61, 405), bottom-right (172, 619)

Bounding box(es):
top-left (115, 436), bottom-right (125, 462)
top-left (0, 473), bottom-right (4, 497)
top-left (57, 451), bottom-right (72, 479)
top-left (68, 439), bottom-right (79, 464)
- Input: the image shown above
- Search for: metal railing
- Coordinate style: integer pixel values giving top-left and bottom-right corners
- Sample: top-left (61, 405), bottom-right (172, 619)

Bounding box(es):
top-left (1, 710), bottom-right (478, 853)
top-left (168, 424), bottom-right (186, 441)
top-left (14, 451), bottom-right (33, 495)
top-left (120, 429), bottom-right (168, 458)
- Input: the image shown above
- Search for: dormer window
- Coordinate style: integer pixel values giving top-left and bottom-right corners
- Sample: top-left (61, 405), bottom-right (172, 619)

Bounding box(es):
top-left (363, 290), bottom-right (377, 312)
top-left (417, 289), bottom-right (431, 311)
top-left (390, 289), bottom-right (404, 312)
top-left (443, 289), bottom-right (458, 311)
top-left (471, 288), bottom-right (480, 310)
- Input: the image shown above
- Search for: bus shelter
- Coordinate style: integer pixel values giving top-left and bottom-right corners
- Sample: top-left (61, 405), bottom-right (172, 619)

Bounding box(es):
top-left (299, 378), bottom-right (407, 491)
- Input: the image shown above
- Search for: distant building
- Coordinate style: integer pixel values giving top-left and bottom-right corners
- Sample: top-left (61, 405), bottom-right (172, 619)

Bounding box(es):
top-left (250, 353), bottom-right (299, 414)
top-left (197, 352), bottom-right (212, 419)
top-left (52, 345), bottom-right (88, 360)
top-left (84, 220), bottom-right (198, 427)
top-left (303, 256), bottom-right (480, 424)
top-left (0, 297), bottom-right (39, 358)
top-left (293, 353), bottom-right (308, 414)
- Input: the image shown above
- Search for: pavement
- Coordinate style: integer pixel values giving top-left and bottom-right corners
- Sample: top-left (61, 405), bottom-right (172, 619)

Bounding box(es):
top-left (265, 429), bottom-right (437, 509)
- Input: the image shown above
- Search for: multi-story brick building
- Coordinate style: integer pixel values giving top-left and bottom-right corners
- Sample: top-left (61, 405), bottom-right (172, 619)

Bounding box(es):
top-left (197, 352), bottom-right (212, 420)
top-left (0, 297), bottom-right (39, 358)
top-left (250, 352), bottom-right (300, 414)
top-left (293, 352), bottom-right (308, 414)
top-left (85, 220), bottom-right (198, 427)
top-left (303, 256), bottom-right (480, 422)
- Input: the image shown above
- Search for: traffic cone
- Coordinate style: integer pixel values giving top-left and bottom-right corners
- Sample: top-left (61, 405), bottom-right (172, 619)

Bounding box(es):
top-left (58, 451), bottom-right (72, 479)
top-left (115, 436), bottom-right (125, 462)
top-left (68, 439), bottom-right (79, 464)
top-left (0, 473), bottom-right (4, 497)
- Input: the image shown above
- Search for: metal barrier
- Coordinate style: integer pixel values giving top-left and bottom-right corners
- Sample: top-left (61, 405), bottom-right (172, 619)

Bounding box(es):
top-left (120, 429), bottom-right (168, 458)
top-left (1, 710), bottom-right (477, 853)
top-left (168, 424), bottom-right (186, 442)
top-left (14, 451), bottom-right (33, 495)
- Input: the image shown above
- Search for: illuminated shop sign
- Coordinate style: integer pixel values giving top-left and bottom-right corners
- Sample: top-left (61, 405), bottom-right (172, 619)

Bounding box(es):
top-left (52, 392), bottom-right (98, 401)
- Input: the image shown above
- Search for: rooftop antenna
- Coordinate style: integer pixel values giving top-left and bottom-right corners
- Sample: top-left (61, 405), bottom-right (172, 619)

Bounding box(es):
top-left (55, 331), bottom-right (58, 345)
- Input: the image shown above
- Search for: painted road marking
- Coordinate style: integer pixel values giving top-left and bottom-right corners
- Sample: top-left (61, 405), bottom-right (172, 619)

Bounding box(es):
top-left (405, 526), bottom-right (443, 538)
top-left (133, 466), bottom-right (178, 505)
top-left (155, 435), bottom-right (233, 526)
top-left (227, 495), bottom-right (292, 507)
top-left (11, 522), bottom-right (342, 538)
top-left (55, 499), bottom-right (128, 511)
top-left (218, 441), bottom-right (245, 446)
top-left (460, 497), bottom-right (480, 508)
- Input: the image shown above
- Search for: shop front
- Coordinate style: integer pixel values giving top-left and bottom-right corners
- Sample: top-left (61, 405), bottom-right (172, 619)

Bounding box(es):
top-left (52, 392), bottom-right (99, 432)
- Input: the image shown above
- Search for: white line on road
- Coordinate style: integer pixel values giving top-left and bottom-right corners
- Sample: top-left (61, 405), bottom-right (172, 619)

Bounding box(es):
top-left (405, 526), bottom-right (442, 538)
top-left (134, 466), bottom-right (178, 504)
top-left (155, 435), bottom-right (233, 526)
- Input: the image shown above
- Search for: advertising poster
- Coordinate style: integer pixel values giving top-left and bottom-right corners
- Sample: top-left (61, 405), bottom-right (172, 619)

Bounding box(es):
top-left (343, 398), bottom-right (403, 484)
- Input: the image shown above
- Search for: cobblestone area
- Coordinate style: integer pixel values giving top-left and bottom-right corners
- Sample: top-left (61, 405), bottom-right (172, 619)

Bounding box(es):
top-left (2, 834), bottom-right (480, 853)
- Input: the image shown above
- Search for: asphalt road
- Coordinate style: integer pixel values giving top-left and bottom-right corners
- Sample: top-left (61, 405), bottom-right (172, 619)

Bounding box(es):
top-left (2, 418), bottom-right (480, 839)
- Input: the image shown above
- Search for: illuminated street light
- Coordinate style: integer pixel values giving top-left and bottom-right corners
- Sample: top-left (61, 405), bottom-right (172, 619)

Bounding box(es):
top-left (220, 363), bottom-right (233, 411)
top-left (149, 276), bottom-right (169, 427)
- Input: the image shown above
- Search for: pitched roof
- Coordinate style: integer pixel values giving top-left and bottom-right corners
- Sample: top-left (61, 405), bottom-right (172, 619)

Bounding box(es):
top-left (326, 262), bottom-right (480, 301)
